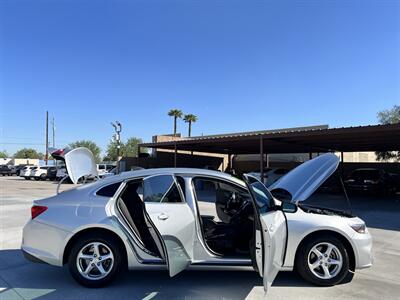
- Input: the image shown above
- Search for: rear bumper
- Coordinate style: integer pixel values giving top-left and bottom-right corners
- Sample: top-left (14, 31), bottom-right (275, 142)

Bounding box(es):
top-left (22, 219), bottom-right (70, 266)
top-left (22, 248), bottom-right (49, 264)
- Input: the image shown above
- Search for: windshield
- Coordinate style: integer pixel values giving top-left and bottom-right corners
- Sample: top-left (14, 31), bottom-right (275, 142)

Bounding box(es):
top-left (243, 175), bottom-right (275, 213)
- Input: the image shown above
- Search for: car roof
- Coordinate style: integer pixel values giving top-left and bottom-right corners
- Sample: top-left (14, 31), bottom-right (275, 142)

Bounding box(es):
top-left (81, 168), bottom-right (246, 192)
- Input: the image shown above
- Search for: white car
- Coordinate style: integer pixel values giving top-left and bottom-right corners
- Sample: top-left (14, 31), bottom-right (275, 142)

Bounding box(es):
top-left (22, 148), bottom-right (372, 292)
top-left (19, 166), bottom-right (37, 180)
top-left (31, 166), bottom-right (56, 181)
top-left (97, 164), bottom-right (115, 177)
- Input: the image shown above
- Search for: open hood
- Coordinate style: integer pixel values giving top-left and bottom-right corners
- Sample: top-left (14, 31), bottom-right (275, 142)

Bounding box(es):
top-left (269, 153), bottom-right (339, 202)
top-left (64, 147), bottom-right (98, 184)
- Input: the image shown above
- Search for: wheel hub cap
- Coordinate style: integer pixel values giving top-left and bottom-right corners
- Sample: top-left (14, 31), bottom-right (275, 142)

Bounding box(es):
top-left (307, 242), bottom-right (343, 280)
top-left (76, 242), bottom-right (114, 280)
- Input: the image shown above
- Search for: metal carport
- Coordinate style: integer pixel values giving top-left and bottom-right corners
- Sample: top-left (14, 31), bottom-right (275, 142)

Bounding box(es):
top-left (139, 123), bottom-right (400, 182)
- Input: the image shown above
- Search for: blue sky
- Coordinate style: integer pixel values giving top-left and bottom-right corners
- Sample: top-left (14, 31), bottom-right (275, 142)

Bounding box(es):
top-left (1, 0), bottom-right (399, 156)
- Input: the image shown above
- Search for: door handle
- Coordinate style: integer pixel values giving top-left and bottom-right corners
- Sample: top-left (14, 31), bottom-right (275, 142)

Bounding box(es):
top-left (158, 213), bottom-right (169, 220)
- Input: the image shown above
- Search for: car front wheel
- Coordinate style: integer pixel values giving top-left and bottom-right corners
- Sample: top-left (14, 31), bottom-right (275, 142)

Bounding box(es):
top-left (68, 234), bottom-right (124, 287)
top-left (296, 235), bottom-right (349, 286)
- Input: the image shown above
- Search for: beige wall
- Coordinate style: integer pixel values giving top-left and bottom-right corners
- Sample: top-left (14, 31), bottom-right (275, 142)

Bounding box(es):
top-left (151, 135), bottom-right (229, 171)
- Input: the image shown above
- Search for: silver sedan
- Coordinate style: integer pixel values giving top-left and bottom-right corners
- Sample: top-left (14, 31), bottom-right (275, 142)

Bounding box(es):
top-left (22, 149), bottom-right (373, 293)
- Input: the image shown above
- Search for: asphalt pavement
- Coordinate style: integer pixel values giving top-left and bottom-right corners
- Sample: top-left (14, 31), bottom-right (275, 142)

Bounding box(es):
top-left (1, 176), bottom-right (399, 299)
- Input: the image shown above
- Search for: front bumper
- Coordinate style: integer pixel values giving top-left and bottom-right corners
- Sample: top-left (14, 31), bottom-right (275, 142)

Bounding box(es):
top-left (352, 230), bottom-right (374, 269)
top-left (22, 219), bottom-right (71, 266)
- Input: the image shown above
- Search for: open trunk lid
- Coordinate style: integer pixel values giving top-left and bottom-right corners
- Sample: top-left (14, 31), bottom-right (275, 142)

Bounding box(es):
top-left (64, 147), bottom-right (98, 184)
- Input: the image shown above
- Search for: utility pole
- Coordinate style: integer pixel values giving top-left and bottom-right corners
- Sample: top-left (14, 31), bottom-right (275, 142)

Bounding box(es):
top-left (45, 111), bottom-right (49, 164)
top-left (111, 121), bottom-right (122, 173)
top-left (51, 117), bottom-right (55, 148)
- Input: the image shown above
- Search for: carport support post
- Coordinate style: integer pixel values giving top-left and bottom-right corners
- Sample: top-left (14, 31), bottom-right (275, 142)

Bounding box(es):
top-left (260, 136), bottom-right (264, 183)
top-left (137, 146), bottom-right (141, 168)
top-left (340, 151), bottom-right (344, 179)
top-left (174, 143), bottom-right (177, 168)
top-left (227, 153), bottom-right (232, 173)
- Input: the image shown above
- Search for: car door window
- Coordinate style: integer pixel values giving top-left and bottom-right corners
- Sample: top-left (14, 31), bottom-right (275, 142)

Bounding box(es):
top-left (143, 175), bottom-right (184, 203)
top-left (245, 176), bottom-right (275, 213)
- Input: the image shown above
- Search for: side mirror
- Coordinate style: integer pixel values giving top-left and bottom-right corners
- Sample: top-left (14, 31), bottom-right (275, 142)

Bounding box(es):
top-left (280, 201), bottom-right (297, 213)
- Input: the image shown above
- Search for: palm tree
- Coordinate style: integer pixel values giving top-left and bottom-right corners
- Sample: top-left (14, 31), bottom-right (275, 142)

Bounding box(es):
top-left (168, 109), bottom-right (183, 136)
top-left (184, 114), bottom-right (198, 137)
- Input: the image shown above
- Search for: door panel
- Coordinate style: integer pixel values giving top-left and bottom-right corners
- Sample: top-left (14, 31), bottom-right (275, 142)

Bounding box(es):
top-left (260, 210), bottom-right (287, 291)
top-left (143, 175), bottom-right (195, 277)
top-left (243, 174), bottom-right (288, 293)
top-left (145, 203), bottom-right (195, 276)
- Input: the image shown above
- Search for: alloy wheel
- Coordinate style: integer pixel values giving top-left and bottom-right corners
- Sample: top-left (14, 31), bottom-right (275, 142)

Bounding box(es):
top-left (76, 242), bottom-right (114, 280)
top-left (307, 242), bottom-right (343, 280)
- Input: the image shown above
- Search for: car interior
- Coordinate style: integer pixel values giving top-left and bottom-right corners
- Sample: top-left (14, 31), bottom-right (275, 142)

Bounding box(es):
top-left (193, 178), bottom-right (255, 258)
top-left (117, 180), bottom-right (164, 258)
top-left (116, 175), bottom-right (256, 260)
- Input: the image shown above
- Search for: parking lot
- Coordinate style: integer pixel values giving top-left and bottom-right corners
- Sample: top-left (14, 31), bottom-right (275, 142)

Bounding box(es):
top-left (1, 176), bottom-right (400, 300)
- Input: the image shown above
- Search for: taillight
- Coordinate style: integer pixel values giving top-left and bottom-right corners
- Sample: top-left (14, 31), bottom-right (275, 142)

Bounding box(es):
top-left (31, 206), bottom-right (47, 219)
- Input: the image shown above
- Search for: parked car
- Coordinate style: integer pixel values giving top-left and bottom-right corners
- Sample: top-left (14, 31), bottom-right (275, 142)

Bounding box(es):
top-left (19, 166), bottom-right (37, 180)
top-left (56, 167), bottom-right (68, 181)
top-left (14, 165), bottom-right (28, 176)
top-left (100, 167), bottom-right (116, 179)
top-left (27, 166), bottom-right (39, 179)
top-left (247, 167), bottom-right (290, 187)
top-left (46, 166), bottom-right (58, 181)
top-left (31, 166), bottom-right (57, 181)
top-left (22, 150), bottom-right (372, 292)
top-left (0, 165), bottom-right (12, 176)
top-left (344, 168), bottom-right (398, 194)
top-left (97, 164), bottom-right (115, 177)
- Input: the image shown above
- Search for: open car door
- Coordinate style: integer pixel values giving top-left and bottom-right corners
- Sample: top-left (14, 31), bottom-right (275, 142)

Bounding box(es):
top-left (143, 174), bottom-right (196, 277)
top-left (244, 175), bottom-right (287, 293)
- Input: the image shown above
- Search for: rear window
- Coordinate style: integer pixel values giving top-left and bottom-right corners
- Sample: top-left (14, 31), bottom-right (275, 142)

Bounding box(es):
top-left (96, 182), bottom-right (122, 197)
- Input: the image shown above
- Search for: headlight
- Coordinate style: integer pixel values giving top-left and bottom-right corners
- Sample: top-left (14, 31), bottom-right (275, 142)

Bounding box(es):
top-left (350, 223), bottom-right (367, 234)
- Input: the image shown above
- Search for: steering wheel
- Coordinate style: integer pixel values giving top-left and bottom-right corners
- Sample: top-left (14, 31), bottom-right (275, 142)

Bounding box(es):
top-left (229, 199), bottom-right (252, 223)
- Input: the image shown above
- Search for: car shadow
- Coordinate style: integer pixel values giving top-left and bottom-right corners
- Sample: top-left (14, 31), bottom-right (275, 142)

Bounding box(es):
top-left (0, 249), bottom-right (315, 300)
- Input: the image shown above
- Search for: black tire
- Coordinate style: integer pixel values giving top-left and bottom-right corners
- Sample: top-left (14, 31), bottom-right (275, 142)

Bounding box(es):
top-left (40, 174), bottom-right (47, 181)
top-left (295, 235), bottom-right (349, 286)
top-left (68, 233), bottom-right (125, 288)
top-left (24, 177), bottom-right (30, 180)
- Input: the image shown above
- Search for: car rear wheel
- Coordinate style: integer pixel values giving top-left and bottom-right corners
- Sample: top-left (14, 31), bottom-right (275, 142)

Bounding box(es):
top-left (40, 174), bottom-right (46, 180)
top-left (296, 235), bottom-right (349, 286)
top-left (68, 234), bottom-right (124, 287)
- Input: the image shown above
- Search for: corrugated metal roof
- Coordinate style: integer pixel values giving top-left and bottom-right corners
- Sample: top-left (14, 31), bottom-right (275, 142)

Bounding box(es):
top-left (140, 123), bottom-right (400, 154)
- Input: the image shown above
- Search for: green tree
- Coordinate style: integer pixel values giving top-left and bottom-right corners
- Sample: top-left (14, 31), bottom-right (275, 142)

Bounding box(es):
top-left (183, 114), bottom-right (198, 137)
top-left (0, 150), bottom-right (8, 158)
top-left (69, 140), bottom-right (102, 163)
top-left (104, 141), bottom-right (121, 162)
top-left (13, 148), bottom-right (44, 159)
top-left (104, 137), bottom-right (146, 161)
top-left (168, 109), bottom-right (183, 136)
top-left (376, 105), bottom-right (400, 161)
top-left (125, 137), bottom-right (146, 157)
